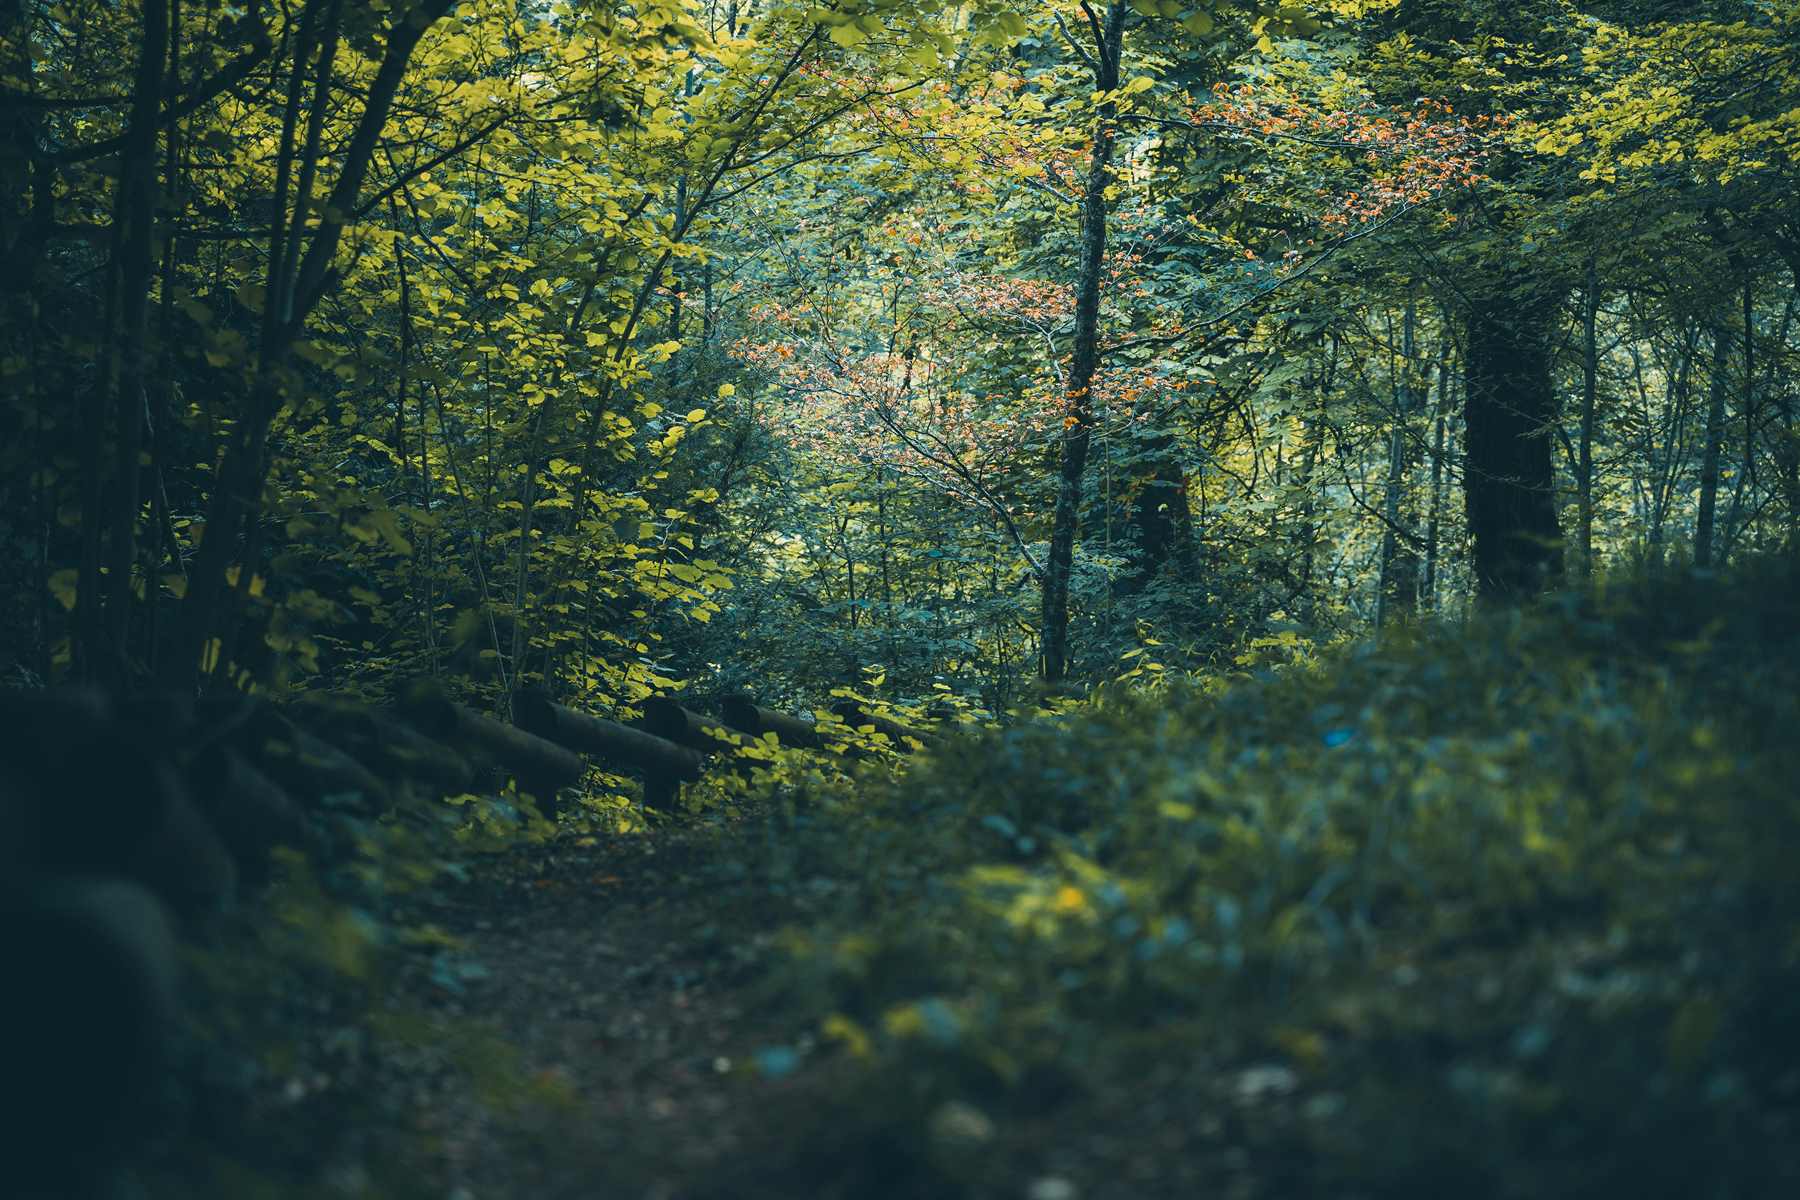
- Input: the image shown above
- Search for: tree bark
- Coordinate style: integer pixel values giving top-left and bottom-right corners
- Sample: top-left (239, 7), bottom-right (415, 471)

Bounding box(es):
top-left (1783, 266), bottom-right (1800, 544)
top-left (1577, 258), bottom-right (1600, 577)
top-left (1463, 286), bottom-right (1563, 599)
top-left (718, 695), bottom-right (823, 749)
top-left (104, 0), bottom-right (173, 666)
top-left (1695, 321), bottom-right (1730, 569)
top-left (1377, 302), bottom-right (1419, 627)
top-left (1422, 339), bottom-right (1452, 610)
top-left (1040, 0), bottom-right (1124, 682)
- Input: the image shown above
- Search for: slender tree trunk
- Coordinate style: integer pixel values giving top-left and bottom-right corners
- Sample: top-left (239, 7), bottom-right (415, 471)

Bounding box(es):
top-left (1377, 302), bottom-right (1418, 627)
top-left (1695, 321), bottom-right (1731, 569)
top-left (82, 0), bottom-right (169, 676)
top-left (1648, 332), bottom-right (1695, 571)
top-left (1577, 258), bottom-right (1599, 577)
top-left (1463, 285), bottom-right (1563, 599)
top-left (843, 526), bottom-right (858, 632)
top-left (1721, 275), bottom-right (1757, 556)
top-left (1423, 339), bottom-right (1452, 610)
top-left (1778, 259), bottom-right (1800, 544)
top-left (1040, 0), bottom-right (1124, 683)
top-left (702, 258), bottom-right (714, 346)
top-left (1296, 389), bottom-right (1324, 621)
top-left (0, 0), bottom-right (46, 283)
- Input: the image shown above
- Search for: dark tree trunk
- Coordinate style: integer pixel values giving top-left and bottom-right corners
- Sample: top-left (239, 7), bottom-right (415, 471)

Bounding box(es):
top-left (102, 0), bottom-right (172, 668)
top-left (1040, 0), bottom-right (1125, 682)
top-left (1462, 289), bottom-right (1563, 599)
top-left (1123, 434), bottom-right (1194, 592)
top-left (1295, 344), bottom-right (1337, 621)
top-left (1779, 255), bottom-right (1800, 544)
top-left (0, 0), bottom-right (45, 282)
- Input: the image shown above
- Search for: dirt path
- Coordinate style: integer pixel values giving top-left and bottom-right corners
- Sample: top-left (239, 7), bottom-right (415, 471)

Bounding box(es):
top-left (381, 827), bottom-right (814, 1200)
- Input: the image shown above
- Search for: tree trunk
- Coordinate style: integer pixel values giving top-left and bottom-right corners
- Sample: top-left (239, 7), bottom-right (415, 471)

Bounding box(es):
top-left (1720, 275), bottom-right (1757, 556)
top-left (1377, 302), bottom-right (1419, 628)
top-left (1040, 0), bottom-right (1124, 683)
top-left (1423, 337), bottom-right (1452, 610)
top-left (1695, 321), bottom-right (1730, 569)
top-left (1122, 434), bottom-right (1194, 592)
top-left (1463, 287), bottom-right (1563, 599)
top-left (0, 0), bottom-right (47, 284)
top-left (1577, 257), bottom-right (1599, 577)
top-left (1779, 258), bottom-right (1800, 544)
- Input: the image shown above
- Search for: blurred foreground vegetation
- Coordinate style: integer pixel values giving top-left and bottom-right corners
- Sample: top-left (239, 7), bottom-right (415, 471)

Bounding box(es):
top-left (667, 557), bottom-right (1800, 1199)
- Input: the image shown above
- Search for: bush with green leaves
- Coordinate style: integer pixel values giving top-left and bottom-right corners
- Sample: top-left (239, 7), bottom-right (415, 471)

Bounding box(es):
top-left (709, 556), bottom-right (1800, 1199)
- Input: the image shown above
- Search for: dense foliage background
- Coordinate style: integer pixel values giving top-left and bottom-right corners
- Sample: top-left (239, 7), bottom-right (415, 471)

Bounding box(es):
top-left (9, 0), bottom-right (1798, 717)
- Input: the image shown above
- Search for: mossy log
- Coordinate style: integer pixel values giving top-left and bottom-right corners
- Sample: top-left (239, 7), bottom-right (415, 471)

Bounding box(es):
top-left (514, 687), bottom-right (703, 809)
top-left (187, 747), bottom-right (311, 889)
top-left (1, 688), bottom-right (234, 920)
top-left (718, 694), bottom-right (823, 749)
top-left (129, 789), bottom-right (239, 922)
top-left (3, 876), bottom-right (178, 1194)
top-left (0, 687), bottom-right (177, 874)
top-left (292, 697), bottom-right (478, 796)
top-left (237, 702), bottom-right (391, 812)
top-left (405, 682), bottom-right (585, 817)
top-left (640, 696), bottom-right (742, 756)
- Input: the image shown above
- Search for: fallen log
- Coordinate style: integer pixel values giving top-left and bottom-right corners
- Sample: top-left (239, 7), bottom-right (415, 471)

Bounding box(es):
top-left (130, 788), bottom-right (239, 923)
top-left (293, 698), bottom-right (477, 796)
top-left (514, 687), bottom-right (703, 809)
top-left (404, 683), bottom-right (584, 818)
top-left (240, 703), bottom-right (390, 813)
top-left (4, 876), bottom-right (179, 1196)
top-left (1, 688), bottom-right (235, 921)
top-left (640, 697), bottom-right (741, 756)
top-left (718, 694), bottom-right (823, 749)
top-left (0, 687), bottom-right (173, 874)
top-left (187, 747), bottom-right (312, 889)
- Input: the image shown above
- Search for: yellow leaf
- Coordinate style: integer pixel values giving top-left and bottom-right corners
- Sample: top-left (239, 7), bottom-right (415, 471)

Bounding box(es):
top-left (48, 567), bottom-right (78, 611)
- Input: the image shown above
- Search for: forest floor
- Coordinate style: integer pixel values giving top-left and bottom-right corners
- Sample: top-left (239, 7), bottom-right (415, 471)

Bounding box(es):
top-left (379, 822), bottom-right (832, 1200)
top-left (369, 815), bottom-right (1304, 1200)
top-left (181, 560), bottom-right (1800, 1200)
top-left (377, 828), bottom-right (1263, 1200)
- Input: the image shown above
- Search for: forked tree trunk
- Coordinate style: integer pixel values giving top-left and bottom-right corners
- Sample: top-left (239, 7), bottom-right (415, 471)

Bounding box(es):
top-left (1040, 0), bottom-right (1125, 682)
top-left (168, 0), bottom-right (456, 690)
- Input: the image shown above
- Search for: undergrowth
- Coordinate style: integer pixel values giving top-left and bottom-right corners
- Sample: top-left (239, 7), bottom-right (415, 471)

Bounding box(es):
top-left (695, 556), bottom-right (1800, 1199)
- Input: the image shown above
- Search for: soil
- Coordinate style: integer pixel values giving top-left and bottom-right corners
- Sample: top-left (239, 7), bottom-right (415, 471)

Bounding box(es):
top-left (374, 824), bottom-right (821, 1200)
